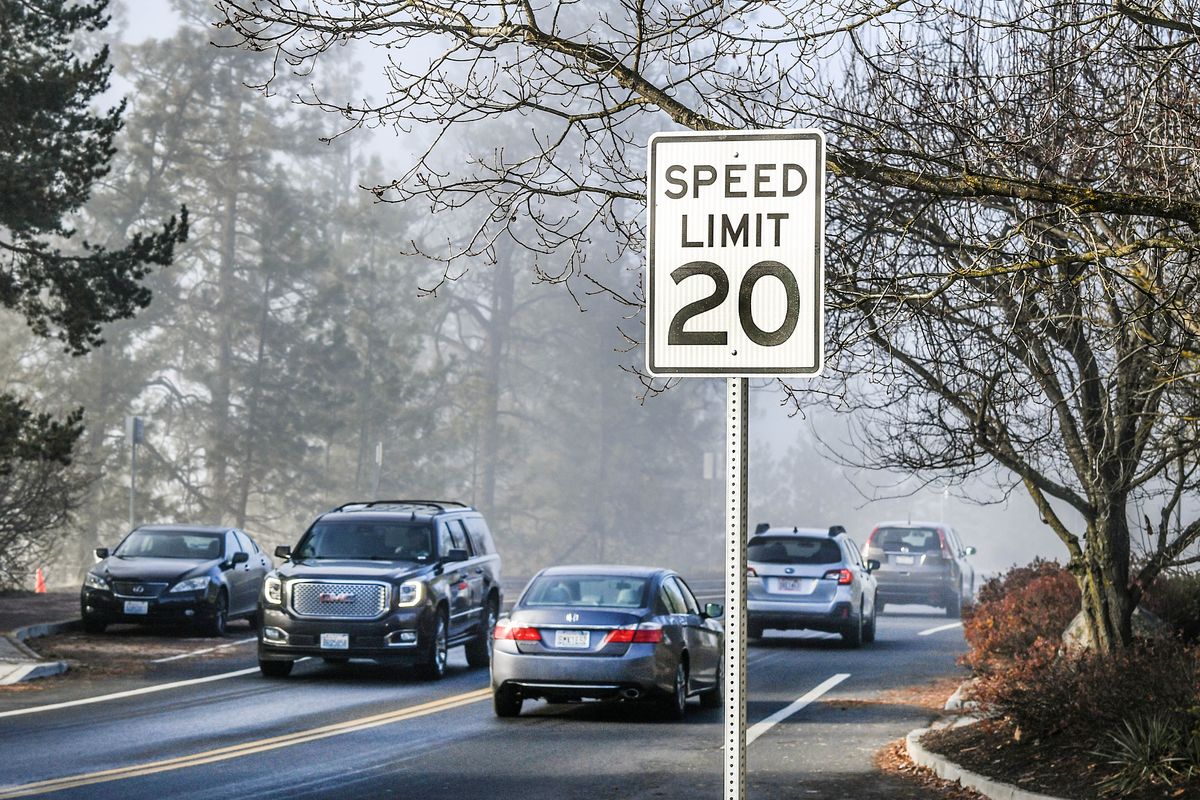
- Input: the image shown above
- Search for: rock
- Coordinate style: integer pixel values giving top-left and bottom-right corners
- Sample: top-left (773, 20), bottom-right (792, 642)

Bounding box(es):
top-left (1061, 606), bottom-right (1170, 651)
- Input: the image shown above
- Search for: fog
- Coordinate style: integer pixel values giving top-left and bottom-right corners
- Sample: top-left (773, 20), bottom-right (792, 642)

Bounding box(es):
top-left (3, 2), bottom-right (1085, 588)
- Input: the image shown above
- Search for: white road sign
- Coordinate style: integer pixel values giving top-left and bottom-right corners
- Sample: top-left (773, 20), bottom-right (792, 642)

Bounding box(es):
top-left (646, 130), bottom-right (824, 376)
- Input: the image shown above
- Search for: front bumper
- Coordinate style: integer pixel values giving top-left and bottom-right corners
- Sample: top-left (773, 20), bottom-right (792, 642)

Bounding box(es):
top-left (256, 604), bottom-right (432, 663)
top-left (80, 587), bottom-right (221, 625)
top-left (491, 642), bottom-right (673, 700)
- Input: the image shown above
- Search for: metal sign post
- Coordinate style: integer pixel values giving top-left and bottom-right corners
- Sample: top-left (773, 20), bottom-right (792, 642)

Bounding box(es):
top-left (646, 129), bottom-right (824, 800)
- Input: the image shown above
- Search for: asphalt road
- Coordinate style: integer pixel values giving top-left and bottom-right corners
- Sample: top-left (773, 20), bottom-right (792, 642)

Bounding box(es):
top-left (0, 585), bottom-right (966, 800)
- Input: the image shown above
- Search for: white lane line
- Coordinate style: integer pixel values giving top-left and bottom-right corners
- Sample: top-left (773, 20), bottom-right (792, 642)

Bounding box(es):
top-left (918, 621), bottom-right (963, 637)
top-left (0, 659), bottom-right (308, 719)
top-left (150, 637), bottom-right (256, 664)
top-left (746, 673), bottom-right (850, 745)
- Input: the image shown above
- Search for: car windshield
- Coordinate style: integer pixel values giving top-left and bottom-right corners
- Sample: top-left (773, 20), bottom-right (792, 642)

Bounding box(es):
top-left (295, 521), bottom-right (434, 561)
top-left (748, 536), bottom-right (842, 565)
top-left (522, 576), bottom-right (650, 608)
top-left (872, 527), bottom-right (942, 553)
top-left (114, 531), bottom-right (224, 560)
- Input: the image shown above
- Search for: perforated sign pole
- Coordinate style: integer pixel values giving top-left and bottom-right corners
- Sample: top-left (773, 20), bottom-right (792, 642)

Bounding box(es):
top-left (725, 377), bottom-right (748, 800)
top-left (645, 129), bottom-right (824, 800)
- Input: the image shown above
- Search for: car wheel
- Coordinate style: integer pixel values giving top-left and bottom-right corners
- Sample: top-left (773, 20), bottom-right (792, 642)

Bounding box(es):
top-left (417, 609), bottom-right (449, 680)
top-left (81, 616), bottom-right (106, 634)
top-left (841, 612), bottom-right (864, 648)
top-left (747, 621), bottom-right (764, 641)
top-left (699, 659), bottom-right (723, 709)
top-left (259, 659), bottom-right (293, 678)
top-left (203, 591), bottom-right (228, 637)
top-left (493, 685), bottom-right (523, 718)
top-left (877, 599), bottom-right (887, 614)
top-left (465, 599), bottom-right (497, 668)
top-left (945, 590), bottom-right (963, 618)
top-left (660, 661), bottom-right (688, 720)
top-left (863, 602), bottom-right (877, 644)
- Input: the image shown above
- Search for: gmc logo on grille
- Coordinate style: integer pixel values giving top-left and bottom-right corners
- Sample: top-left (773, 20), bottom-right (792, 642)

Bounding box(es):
top-left (319, 592), bottom-right (354, 603)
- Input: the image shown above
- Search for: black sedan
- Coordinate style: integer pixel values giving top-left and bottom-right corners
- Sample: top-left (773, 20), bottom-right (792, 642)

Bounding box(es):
top-left (490, 566), bottom-right (723, 719)
top-left (81, 525), bottom-right (272, 636)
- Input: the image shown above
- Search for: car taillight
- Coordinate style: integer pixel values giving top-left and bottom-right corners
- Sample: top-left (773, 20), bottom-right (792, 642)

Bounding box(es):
top-left (823, 568), bottom-right (854, 585)
top-left (493, 622), bottom-right (541, 641)
top-left (601, 624), bottom-right (664, 645)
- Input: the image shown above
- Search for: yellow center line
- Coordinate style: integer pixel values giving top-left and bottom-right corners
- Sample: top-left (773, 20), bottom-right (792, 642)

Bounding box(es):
top-left (0, 688), bottom-right (491, 798)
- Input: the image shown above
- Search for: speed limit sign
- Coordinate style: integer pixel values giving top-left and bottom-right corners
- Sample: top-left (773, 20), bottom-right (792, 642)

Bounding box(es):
top-left (646, 130), bottom-right (824, 376)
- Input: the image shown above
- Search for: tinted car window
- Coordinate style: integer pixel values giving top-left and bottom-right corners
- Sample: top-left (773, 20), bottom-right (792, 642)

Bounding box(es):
top-left (297, 521), bottom-right (433, 560)
top-left (232, 530), bottom-right (252, 554)
top-left (451, 520), bottom-right (471, 554)
top-left (464, 517), bottom-right (493, 555)
top-left (873, 527), bottom-right (942, 553)
top-left (748, 536), bottom-right (842, 565)
top-left (116, 530), bottom-right (224, 560)
top-left (672, 577), bottom-right (701, 614)
top-left (661, 579), bottom-right (687, 614)
top-left (523, 576), bottom-right (649, 608)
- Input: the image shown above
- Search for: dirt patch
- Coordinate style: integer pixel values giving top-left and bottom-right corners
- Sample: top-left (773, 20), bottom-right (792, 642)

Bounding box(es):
top-left (922, 719), bottom-right (1200, 800)
top-left (876, 738), bottom-right (987, 800)
top-left (827, 675), bottom-right (966, 714)
top-left (0, 591), bottom-right (79, 632)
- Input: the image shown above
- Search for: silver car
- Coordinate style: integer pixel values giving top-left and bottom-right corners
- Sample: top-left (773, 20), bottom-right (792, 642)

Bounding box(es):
top-left (490, 565), bottom-right (724, 719)
top-left (746, 525), bottom-right (879, 647)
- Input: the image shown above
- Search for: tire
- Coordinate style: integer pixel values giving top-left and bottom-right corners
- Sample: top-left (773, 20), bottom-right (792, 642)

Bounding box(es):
top-left (699, 658), bottom-right (723, 709)
top-left (245, 609), bottom-right (261, 629)
top-left (863, 601), bottom-right (877, 644)
top-left (747, 621), bottom-right (764, 641)
top-left (841, 612), bottom-right (864, 648)
top-left (877, 599), bottom-right (887, 615)
top-left (660, 660), bottom-right (688, 720)
top-left (81, 617), bottom-right (106, 634)
top-left (417, 609), bottom-right (449, 680)
top-left (259, 659), bottom-right (293, 678)
top-left (202, 591), bottom-right (228, 637)
top-left (465, 599), bottom-right (497, 668)
top-left (945, 590), bottom-right (963, 618)
top-left (493, 685), bottom-right (523, 718)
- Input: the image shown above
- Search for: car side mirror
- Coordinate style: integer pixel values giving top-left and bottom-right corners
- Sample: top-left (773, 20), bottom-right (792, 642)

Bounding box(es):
top-left (444, 548), bottom-right (469, 563)
top-left (94, 547), bottom-right (109, 560)
top-left (231, 551), bottom-right (250, 565)
top-left (704, 602), bottom-right (724, 619)
top-left (866, 559), bottom-right (881, 572)
top-left (963, 546), bottom-right (977, 556)
top-left (274, 545), bottom-right (292, 560)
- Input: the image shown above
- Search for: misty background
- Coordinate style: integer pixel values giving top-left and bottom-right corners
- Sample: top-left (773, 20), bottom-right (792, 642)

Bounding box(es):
top-left (2, 1), bottom-right (1081, 588)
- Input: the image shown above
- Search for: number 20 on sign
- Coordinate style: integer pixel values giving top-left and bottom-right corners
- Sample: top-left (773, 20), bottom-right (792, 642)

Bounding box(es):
top-left (646, 130), bottom-right (824, 376)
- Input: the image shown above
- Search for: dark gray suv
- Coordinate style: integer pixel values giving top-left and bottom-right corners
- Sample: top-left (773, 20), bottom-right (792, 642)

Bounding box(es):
top-left (257, 500), bottom-right (502, 679)
top-left (863, 521), bottom-right (976, 617)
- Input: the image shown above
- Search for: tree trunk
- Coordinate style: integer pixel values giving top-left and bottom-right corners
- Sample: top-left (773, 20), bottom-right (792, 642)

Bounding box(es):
top-left (477, 257), bottom-right (513, 517)
top-left (1077, 506), bottom-right (1134, 652)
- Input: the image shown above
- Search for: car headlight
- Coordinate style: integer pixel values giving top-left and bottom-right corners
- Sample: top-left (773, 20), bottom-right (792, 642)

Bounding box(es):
top-left (169, 576), bottom-right (212, 593)
top-left (396, 580), bottom-right (425, 608)
top-left (84, 572), bottom-right (109, 590)
top-left (263, 575), bottom-right (282, 605)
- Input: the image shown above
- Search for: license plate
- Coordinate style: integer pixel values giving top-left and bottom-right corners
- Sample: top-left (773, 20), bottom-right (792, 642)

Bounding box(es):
top-left (123, 600), bottom-right (148, 615)
top-left (775, 578), bottom-right (814, 594)
top-left (554, 630), bottom-right (590, 649)
top-left (320, 633), bottom-right (350, 650)
top-left (894, 555), bottom-right (916, 565)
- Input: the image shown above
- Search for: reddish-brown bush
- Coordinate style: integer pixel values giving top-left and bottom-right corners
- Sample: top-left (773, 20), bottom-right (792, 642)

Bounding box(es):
top-left (972, 639), bottom-right (1200, 742)
top-left (962, 559), bottom-right (1080, 672)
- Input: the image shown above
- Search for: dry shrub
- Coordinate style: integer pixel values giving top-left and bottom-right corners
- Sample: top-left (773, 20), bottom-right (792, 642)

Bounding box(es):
top-left (962, 559), bottom-right (1080, 672)
top-left (1141, 570), bottom-right (1200, 642)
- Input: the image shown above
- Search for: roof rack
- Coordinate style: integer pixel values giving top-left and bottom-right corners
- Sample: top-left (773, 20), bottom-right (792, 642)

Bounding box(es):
top-left (331, 500), bottom-right (469, 513)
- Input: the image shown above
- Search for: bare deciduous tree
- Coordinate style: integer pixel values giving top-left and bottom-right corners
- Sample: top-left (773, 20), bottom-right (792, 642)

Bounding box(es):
top-left (219, 0), bottom-right (1200, 651)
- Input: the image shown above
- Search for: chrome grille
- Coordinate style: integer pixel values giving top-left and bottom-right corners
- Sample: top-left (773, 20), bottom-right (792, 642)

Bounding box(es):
top-left (289, 582), bottom-right (389, 618)
top-left (112, 581), bottom-right (168, 598)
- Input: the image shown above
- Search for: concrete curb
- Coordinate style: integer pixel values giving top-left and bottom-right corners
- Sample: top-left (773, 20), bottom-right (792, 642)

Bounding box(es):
top-left (0, 618), bottom-right (78, 685)
top-left (905, 725), bottom-right (1067, 800)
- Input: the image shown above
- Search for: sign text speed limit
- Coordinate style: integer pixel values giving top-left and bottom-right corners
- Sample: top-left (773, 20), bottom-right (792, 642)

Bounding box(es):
top-left (646, 131), bottom-right (824, 376)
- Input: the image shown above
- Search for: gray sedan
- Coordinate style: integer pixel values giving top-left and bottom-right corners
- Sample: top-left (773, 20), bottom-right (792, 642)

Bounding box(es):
top-left (490, 565), bottom-right (723, 719)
